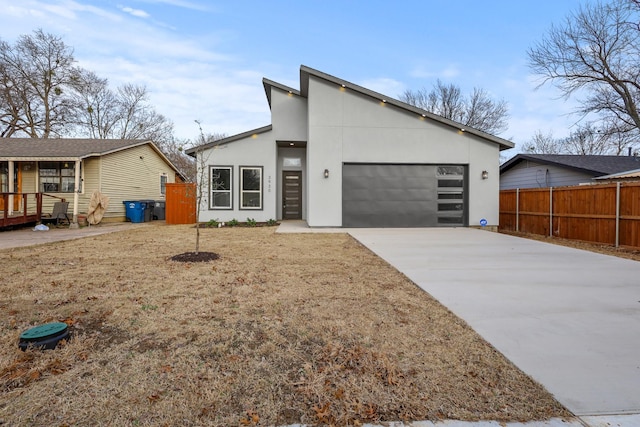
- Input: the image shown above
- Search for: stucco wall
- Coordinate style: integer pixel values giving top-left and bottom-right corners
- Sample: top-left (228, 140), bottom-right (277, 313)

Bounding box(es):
top-left (306, 76), bottom-right (501, 227)
top-left (271, 88), bottom-right (308, 142)
top-left (198, 130), bottom-right (277, 223)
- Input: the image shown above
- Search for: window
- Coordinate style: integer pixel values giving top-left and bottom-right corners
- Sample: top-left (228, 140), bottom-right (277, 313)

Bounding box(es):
top-left (39, 162), bottom-right (80, 193)
top-left (240, 166), bottom-right (262, 210)
top-left (0, 163), bottom-right (7, 192)
top-left (436, 165), bottom-right (465, 226)
top-left (210, 166), bottom-right (232, 209)
top-left (160, 174), bottom-right (168, 195)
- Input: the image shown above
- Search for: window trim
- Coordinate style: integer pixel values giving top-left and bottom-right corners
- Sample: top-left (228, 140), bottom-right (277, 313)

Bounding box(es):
top-left (239, 166), bottom-right (263, 210)
top-left (160, 173), bottom-right (168, 195)
top-left (38, 161), bottom-right (82, 194)
top-left (209, 166), bottom-right (233, 210)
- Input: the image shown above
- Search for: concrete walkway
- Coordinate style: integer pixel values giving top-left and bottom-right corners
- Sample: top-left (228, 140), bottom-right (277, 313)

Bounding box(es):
top-left (0, 221), bottom-right (150, 250)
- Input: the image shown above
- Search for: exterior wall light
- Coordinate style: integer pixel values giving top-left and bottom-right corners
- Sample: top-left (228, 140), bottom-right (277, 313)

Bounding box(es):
top-left (324, 169), bottom-right (329, 178)
top-left (481, 170), bottom-right (489, 180)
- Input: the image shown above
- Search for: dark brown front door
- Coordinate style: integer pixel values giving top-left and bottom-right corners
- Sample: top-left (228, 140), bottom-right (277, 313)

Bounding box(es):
top-left (283, 171), bottom-right (302, 219)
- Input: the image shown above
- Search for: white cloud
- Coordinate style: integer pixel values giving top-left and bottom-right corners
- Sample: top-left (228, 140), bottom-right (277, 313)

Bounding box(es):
top-left (135, 0), bottom-right (211, 12)
top-left (120, 6), bottom-right (150, 19)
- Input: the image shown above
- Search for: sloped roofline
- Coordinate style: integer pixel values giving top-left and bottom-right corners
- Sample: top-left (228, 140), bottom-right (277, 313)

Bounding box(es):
top-left (298, 65), bottom-right (515, 151)
top-left (594, 167), bottom-right (640, 180)
top-left (0, 138), bottom-right (183, 177)
top-left (262, 78), bottom-right (300, 108)
top-left (184, 125), bottom-right (273, 156)
top-left (499, 153), bottom-right (640, 175)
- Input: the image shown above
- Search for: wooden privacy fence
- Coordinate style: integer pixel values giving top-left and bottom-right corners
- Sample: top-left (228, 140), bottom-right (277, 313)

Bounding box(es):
top-left (165, 183), bottom-right (196, 225)
top-left (499, 182), bottom-right (640, 249)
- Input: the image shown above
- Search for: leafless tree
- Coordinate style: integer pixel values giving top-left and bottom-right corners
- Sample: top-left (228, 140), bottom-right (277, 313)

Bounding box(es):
top-left (72, 76), bottom-right (173, 141)
top-left (70, 70), bottom-right (118, 139)
top-left (0, 29), bottom-right (79, 138)
top-left (528, 0), bottom-right (640, 150)
top-left (400, 80), bottom-right (509, 135)
top-left (522, 130), bottom-right (565, 154)
top-left (562, 123), bottom-right (612, 155)
top-left (523, 122), bottom-right (633, 155)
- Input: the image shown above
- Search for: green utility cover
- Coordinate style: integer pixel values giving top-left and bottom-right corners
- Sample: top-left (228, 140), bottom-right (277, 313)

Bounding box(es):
top-left (20, 322), bottom-right (68, 340)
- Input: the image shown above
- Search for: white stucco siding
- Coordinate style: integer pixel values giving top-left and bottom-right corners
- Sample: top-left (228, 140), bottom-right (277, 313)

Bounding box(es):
top-left (271, 89), bottom-right (308, 142)
top-left (307, 126), bottom-right (343, 226)
top-left (468, 137), bottom-right (501, 227)
top-left (306, 76), bottom-right (502, 227)
top-left (199, 131), bottom-right (277, 223)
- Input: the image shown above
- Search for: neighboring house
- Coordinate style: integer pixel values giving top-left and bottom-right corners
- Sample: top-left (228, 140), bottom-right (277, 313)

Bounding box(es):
top-left (593, 168), bottom-right (640, 183)
top-left (186, 65), bottom-right (514, 228)
top-left (500, 154), bottom-right (640, 190)
top-left (0, 139), bottom-right (182, 222)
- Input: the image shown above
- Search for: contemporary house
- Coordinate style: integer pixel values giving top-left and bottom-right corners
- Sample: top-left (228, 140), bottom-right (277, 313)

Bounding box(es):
top-left (500, 154), bottom-right (640, 190)
top-left (187, 65), bottom-right (514, 228)
top-left (0, 139), bottom-right (181, 223)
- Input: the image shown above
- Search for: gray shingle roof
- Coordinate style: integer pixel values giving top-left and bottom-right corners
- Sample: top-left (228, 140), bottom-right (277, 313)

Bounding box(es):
top-left (0, 138), bottom-right (150, 159)
top-left (500, 154), bottom-right (640, 176)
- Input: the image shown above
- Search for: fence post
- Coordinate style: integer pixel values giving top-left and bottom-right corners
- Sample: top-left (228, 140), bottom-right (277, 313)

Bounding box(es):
top-left (616, 182), bottom-right (621, 248)
top-left (549, 187), bottom-right (553, 237)
top-left (516, 188), bottom-right (520, 232)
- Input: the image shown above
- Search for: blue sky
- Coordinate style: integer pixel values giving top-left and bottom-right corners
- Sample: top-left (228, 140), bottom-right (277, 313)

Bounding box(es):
top-left (0, 0), bottom-right (585, 154)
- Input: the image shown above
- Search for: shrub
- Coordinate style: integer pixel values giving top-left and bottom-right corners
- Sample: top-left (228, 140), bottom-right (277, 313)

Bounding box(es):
top-left (266, 218), bottom-right (278, 226)
top-left (206, 219), bottom-right (219, 227)
top-left (246, 218), bottom-right (257, 227)
top-left (228, 219), bottom-right (239, 227)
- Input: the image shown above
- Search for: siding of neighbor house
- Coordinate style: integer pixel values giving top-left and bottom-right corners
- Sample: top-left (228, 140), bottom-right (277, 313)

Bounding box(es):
top-left (17, 144), bottom-right (175, 220)
top-left (98, 144), bottom-right (175, 220)
top-left (500, 160), bottom-right (595, 190)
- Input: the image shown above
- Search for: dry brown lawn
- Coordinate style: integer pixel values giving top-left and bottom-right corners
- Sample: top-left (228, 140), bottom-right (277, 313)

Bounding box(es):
top-left (0, 224), bottom-right (570, 426)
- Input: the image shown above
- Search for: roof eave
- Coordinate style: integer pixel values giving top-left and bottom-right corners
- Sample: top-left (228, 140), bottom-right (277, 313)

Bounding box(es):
top-left (262, 78), bottom-right (301, 108)
top-left (500, 154), bottom-right (606, 175)
top-left (185, 125), bottom-right (273, 157)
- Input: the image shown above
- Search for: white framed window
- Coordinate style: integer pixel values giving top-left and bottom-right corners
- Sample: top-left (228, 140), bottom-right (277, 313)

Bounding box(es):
top-left (240, 166), bottom-right (262, 210)
top-left (210, 166), bottom-right (232, 209)
top-left (39, 161), bottom-right (81, 193)
top-left (160, 173), bottom-right (168, 195)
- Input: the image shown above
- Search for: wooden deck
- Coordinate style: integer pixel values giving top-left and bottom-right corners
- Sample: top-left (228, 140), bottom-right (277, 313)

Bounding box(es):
top-left (0, 193), bottom-right (42, 229)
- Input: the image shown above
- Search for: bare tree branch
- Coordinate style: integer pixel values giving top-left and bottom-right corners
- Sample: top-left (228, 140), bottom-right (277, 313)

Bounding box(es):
top-left (400, 80), bottom-right (509, 135)
top-left (528, 0), bottom-right (640, 150)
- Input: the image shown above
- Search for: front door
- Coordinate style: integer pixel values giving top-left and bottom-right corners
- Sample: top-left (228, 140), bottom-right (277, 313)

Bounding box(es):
top-left (282, 171), bottom-right (302, 220)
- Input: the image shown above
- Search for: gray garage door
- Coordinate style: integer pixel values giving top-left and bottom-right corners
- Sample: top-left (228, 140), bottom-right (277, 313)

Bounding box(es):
top-left (342, 164), bottom-right (467, 227)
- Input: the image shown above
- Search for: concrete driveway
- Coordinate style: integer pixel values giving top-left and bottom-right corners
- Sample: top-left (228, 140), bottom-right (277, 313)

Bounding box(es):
top-left (349, 228), bottom-right (640, 418)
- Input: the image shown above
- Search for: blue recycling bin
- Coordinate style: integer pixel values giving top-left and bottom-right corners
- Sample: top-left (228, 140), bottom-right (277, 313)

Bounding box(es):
top-left (123, 201), bottom-right (145, 223)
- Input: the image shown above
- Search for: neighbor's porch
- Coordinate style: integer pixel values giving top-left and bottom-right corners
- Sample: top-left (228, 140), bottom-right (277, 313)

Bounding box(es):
top-left (1, 159), bottom-right (82, 224)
